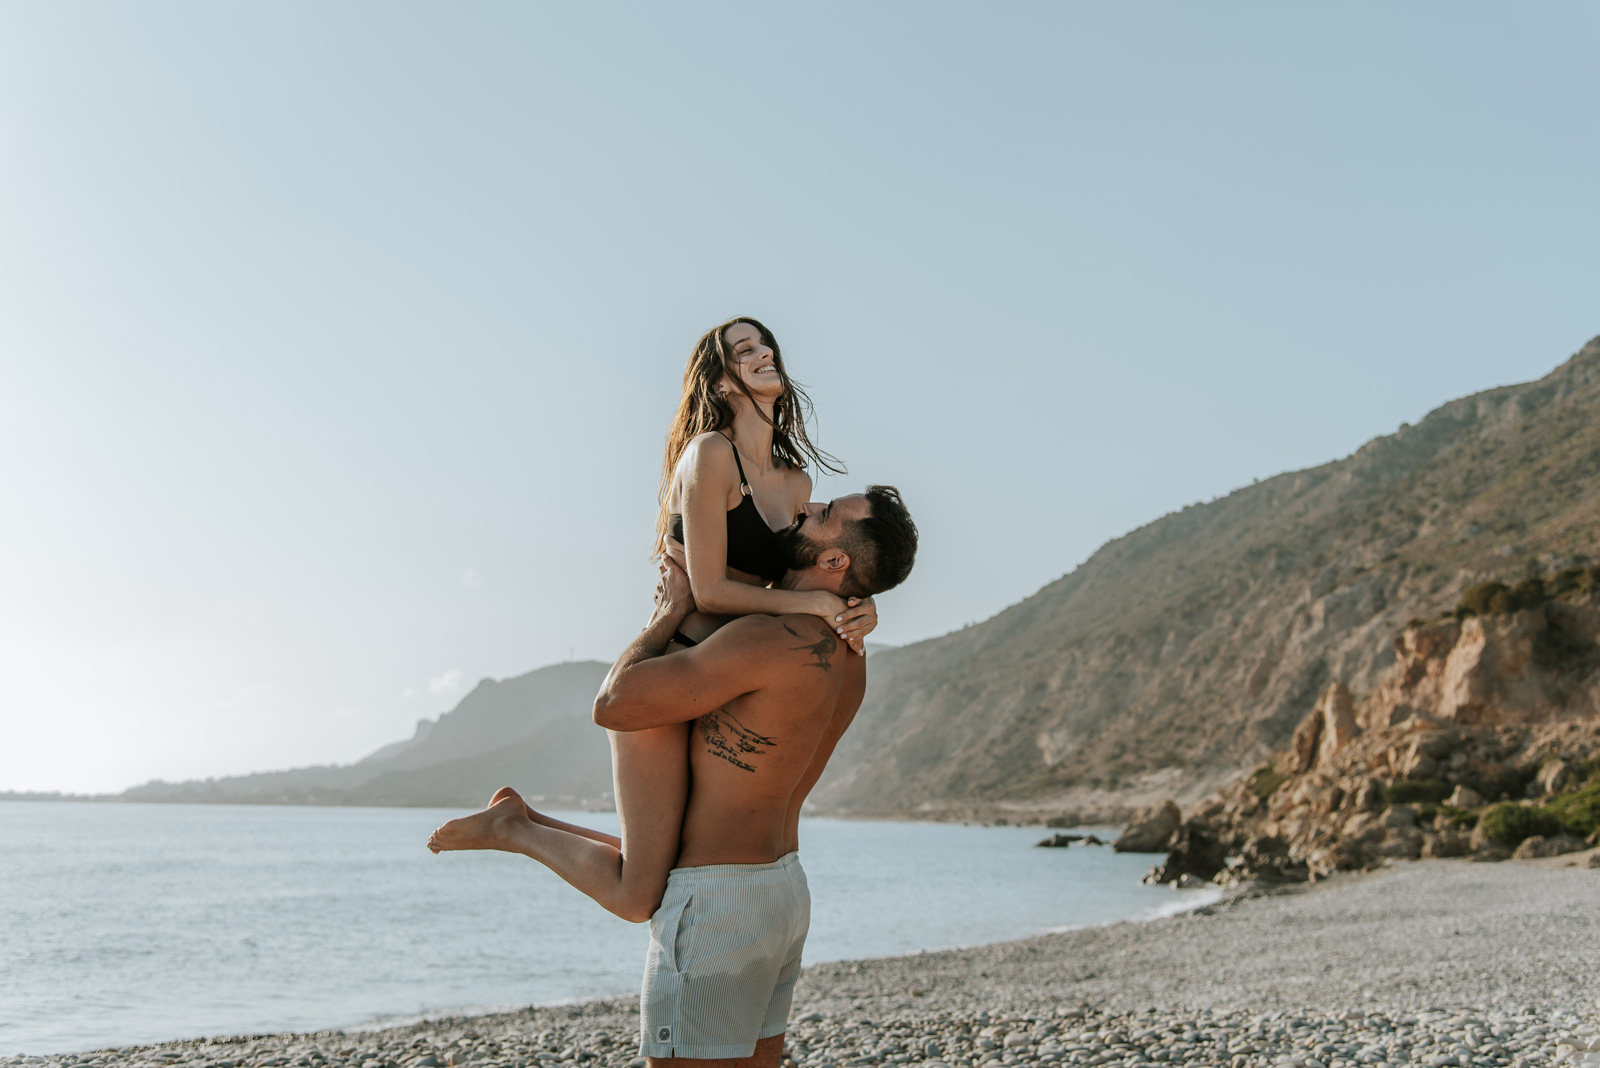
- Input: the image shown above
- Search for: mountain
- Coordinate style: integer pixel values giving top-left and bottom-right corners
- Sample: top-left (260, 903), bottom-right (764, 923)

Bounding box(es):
top-left (112, 336), bottom-right (1600, 823)
top-left (122, 661), bottom-right (612, 808)
top-left (807, 336), bottom-right (1600, 822)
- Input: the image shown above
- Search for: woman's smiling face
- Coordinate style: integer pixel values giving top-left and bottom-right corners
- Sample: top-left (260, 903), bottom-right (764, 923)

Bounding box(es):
top-left (720, 321), bottom-right (784, 400)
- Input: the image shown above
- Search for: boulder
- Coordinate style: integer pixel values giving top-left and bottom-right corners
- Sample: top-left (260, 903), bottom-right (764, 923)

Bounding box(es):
top-left (1382, 804), bottom-right (1419, 830)
top-left (1421, 828), bottom-right (1471, 858)
top-left (1286, 706), bottom-right (1323, 774)
top-left (1445, 784), bottom-right (1485, 809)
top-left (1510, 835), bottom-right (1546, 859)
top-left (1113, 800), bottom-right (1181, 853)
top-left (1232, 834), bottom-right (1310, 883)
top-left (1589, 854), bottom-right (1600, 869)
top-left (1537, 761), bottom-right (1571, 796)
top-left (1376, 828), bottom-right (1424, 859)
top-left (1308, 838), bottom-right (1372, 877)
top-left (1034, 833), bottom-right (1082, 848)
top-left (1316, 682), bottom-right (1360, 766)
top-left (1143, 818), bottom-right (1227, 884)
top-left (1511, 833), bottom-right (1590, 859)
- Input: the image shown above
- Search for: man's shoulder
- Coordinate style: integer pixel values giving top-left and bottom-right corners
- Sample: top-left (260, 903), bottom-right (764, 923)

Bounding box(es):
top-left (773, 614), bottom-right (851, 680)
top-left (712, 614), bottom-right (849, 681)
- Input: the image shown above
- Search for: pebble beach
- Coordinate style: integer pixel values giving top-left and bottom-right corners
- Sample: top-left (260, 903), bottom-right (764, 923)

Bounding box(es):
top-left (11, 859), bottom-right (1598, 1068)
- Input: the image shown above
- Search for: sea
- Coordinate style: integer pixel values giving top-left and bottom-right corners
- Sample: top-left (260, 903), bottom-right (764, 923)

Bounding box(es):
top-left (0, 802), bottom-right (1217, 1056)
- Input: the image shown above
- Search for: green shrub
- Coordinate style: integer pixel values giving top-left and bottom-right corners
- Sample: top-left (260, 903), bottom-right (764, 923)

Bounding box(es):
top-left (1546, 567), bottom-right (1588, 597)
top-left (1383, 779), bottom-right (1453, 805)
top-left (1472, 763), bottom-right (1537, 801)
top-left (1454, 575), bottom-right (1555, 619)
top-left (1579, 755), bottom-right (1600, 786)
top-left (1248, 766), bottom-right (1286, 800)
top-left (1455, 581), bottom-right (1509, 618)
top-left (1512, 576), bottom-right (1547, 605)
top-left (1478, 802), bottom-right (1564, 846)
top-left (1544, 782), bottom-right (1600, 838)
top-left (1440, 806), bottom-right (1480, 829)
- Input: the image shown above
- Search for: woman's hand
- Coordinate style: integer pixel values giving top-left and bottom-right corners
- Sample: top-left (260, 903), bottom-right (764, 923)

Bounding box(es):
top-left (802, 590), bottom-right (875, 655)
top-left (663, 535), bottom-right (689, 572)
top-left (835, 596), bottom-right (877, 654)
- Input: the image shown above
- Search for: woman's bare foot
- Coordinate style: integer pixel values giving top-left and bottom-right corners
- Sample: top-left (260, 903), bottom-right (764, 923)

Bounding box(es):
top-left (427, 796), bottom-right (532, 854)
top-left (488, 785), bottom-right (539, 821)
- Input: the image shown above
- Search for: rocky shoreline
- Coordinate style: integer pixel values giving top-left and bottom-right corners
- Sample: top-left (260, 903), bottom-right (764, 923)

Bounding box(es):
top-left (1107, 588), bottom-right (1600, 889)
top-left (10, 860), bottom-right (1596, 1068)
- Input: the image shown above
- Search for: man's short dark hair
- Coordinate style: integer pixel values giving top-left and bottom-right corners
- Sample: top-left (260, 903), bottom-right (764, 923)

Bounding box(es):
top-left (838, 485), bottom-right (918, 598)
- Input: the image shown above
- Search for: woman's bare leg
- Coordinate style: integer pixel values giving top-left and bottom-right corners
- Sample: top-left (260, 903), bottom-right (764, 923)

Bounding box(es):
top-left (494, 786), bottom-right (622, 849)
top-left (428, 723), bottom-right (689, 923)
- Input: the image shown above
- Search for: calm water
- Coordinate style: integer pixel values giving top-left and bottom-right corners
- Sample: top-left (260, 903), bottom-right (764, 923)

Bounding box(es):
top-left (0, 803), bottom-right (1214, 1055)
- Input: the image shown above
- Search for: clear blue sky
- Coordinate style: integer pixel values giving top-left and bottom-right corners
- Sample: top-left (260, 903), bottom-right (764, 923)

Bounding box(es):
top-left (3, 2), bottom-right (1597, 793)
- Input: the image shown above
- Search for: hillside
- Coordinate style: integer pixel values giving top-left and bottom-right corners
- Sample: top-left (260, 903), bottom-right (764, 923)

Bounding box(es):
top-left (122, 661), bottom-right (612, 808)
top-left (108, 336), bottom-right (1600, 823)
top-left (808, 336), bottom-right (1600, 821)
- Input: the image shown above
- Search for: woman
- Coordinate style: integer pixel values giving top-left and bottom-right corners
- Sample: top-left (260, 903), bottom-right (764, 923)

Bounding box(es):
top-left (428, 317), bottom-right (877, 922)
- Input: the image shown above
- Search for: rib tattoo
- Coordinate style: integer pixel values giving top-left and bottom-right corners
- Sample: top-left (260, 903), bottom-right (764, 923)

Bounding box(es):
top-left (699, 710), bottom-right (777, 773)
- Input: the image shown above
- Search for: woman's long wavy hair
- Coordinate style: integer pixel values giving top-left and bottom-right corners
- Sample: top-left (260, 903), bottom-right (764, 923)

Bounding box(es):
top-left (654, 317), bottom-right (844, 554)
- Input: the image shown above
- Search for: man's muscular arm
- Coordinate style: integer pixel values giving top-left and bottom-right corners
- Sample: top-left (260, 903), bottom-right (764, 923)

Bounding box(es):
top-left (593, 558), bottom-right (794, 732)
top-left (591, 558), bottom-right (690, 719)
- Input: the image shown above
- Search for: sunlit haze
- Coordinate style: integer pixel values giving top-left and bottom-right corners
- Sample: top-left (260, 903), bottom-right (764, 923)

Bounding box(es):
top-left (3, 2), bottom-right (1598, 793)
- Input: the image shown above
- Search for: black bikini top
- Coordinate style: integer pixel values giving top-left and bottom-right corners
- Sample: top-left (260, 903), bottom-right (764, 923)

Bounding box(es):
top-left (668, 435), bottom-right (789, 584)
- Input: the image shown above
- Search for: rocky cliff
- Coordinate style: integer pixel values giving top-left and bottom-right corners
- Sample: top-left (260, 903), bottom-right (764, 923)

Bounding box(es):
top-left (1125, 582), bottom-right (1600, 884)
top-left (810, 336), bottom-right (1600, 821)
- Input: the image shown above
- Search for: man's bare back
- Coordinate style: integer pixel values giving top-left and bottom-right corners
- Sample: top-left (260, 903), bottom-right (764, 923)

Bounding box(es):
top-left (606, 612), bottom-right (867, 869)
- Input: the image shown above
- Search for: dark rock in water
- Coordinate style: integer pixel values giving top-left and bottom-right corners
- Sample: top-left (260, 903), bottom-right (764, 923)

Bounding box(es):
top-left (1080, 833), bottom-right (1107, 846)
top-left (1035, 833), bottom-right (1083, 848)
top-left (1141, 818), bottom-right (1227, 885)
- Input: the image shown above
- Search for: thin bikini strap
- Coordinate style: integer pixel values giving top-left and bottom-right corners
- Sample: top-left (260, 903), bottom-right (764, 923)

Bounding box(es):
top-left (721, 433), bottom-right (752, 497)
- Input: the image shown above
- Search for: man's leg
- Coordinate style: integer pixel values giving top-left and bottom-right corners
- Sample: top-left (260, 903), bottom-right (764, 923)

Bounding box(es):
top-left (646, 1034), bottom-right (783, 1068)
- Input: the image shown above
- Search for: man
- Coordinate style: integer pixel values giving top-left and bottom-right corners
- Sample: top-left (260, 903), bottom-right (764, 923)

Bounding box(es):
top-left (595, 485), bottom-right (917, 1068)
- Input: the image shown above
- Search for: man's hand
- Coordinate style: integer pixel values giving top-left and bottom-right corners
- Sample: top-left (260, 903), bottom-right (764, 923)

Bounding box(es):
top-left (651, 555), bottom-right (695, 633)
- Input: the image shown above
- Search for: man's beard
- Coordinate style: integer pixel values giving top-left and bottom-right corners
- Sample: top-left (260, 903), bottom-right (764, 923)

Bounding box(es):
top-left (776, 524), bottom-right (826, 572)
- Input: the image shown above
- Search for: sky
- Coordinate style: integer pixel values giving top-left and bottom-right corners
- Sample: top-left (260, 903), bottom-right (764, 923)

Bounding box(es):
top-left (3, 2), bottom-right (1598, 794)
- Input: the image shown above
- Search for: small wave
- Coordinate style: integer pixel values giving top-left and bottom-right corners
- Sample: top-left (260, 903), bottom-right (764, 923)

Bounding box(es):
top-left (1043, 884), bottom-right (1223, 934)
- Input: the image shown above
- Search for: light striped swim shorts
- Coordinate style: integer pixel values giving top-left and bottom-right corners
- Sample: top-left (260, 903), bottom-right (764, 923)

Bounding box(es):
top-left (640, 852), bottom-right (810, 1060)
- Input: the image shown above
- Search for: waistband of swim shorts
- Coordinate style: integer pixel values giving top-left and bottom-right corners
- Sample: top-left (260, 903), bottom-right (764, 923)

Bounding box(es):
top-left (666, 851), bottom-right (802, 881)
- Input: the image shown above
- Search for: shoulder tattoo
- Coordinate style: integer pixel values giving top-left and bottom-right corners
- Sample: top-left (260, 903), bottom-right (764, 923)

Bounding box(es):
top-left (782, 621), bottom-right (837, 672)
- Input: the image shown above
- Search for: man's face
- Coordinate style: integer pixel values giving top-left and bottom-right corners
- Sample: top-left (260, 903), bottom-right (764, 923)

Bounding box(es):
top-left (777, 494), bottom-right (871, 571)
